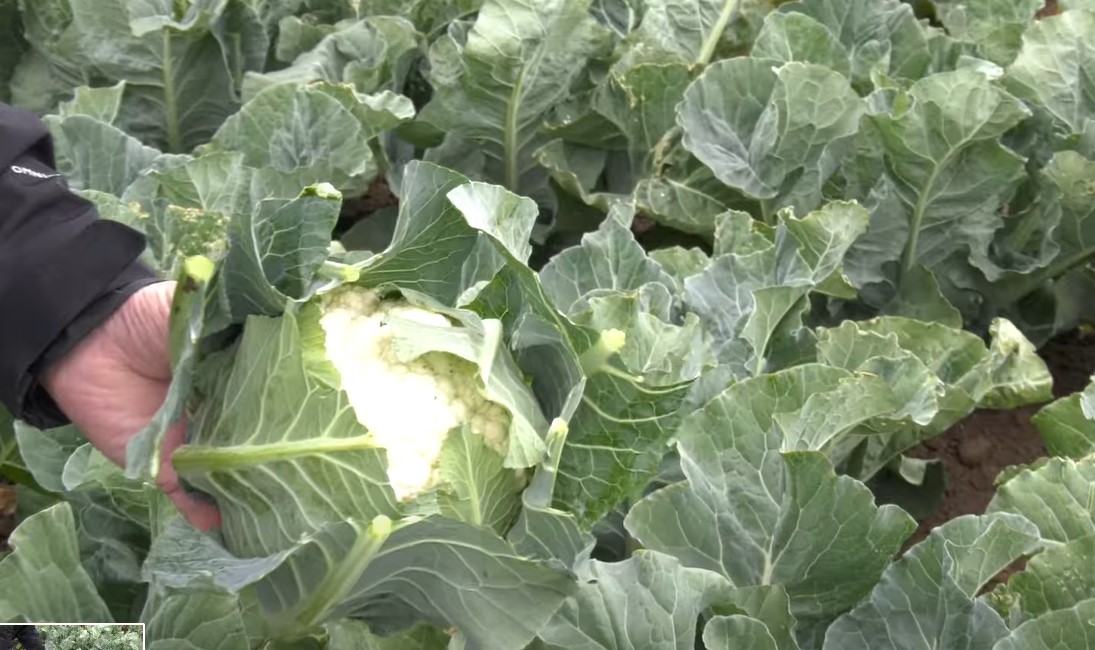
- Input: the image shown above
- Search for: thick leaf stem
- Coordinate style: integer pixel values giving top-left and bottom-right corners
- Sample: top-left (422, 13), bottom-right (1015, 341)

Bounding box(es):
top-left (523, 418), bottom-right (570, 509)
top-left (899, 160), bottom-right (948, 288)
top-left (292, 516), bottom-right (394, 630)
top-left (504, 66), bottom-right (528, 192)
top-left (163, 30), bottom-right (182, 153)
top-left (172, 435), bottom-right (379, 471)
top-left (695, 0), bottom-right (742, 67)
top-left (317, 260), bottom-right (362, 283)
top-left (1002, 248), bottom-right (1095, 304)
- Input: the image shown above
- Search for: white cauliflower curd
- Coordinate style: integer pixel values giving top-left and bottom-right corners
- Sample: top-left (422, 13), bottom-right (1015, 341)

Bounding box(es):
top-left (316, 288), bottom-right (514, 501)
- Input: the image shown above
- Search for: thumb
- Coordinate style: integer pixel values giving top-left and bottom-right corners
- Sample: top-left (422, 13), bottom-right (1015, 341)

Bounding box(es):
top-left (156, 420), bottom-right (221, 531)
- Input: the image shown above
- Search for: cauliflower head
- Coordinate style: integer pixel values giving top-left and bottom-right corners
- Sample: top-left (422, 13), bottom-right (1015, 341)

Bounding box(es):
top-left (317, 288), bottom-right (514, 501)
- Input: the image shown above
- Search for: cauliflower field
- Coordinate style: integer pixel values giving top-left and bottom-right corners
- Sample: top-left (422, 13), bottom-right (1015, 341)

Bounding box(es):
top-left (1, 1), bottom-right (1095, 649)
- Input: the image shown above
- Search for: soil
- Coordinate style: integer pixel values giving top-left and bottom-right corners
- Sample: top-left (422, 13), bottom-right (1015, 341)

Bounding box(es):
top-left (905, 330), bottom-right (1095, 550)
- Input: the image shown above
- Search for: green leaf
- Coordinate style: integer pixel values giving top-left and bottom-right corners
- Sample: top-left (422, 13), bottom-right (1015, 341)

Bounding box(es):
top-left (418, 0), bottom-right (606, 197)
top-left (777, 0), bottom-right (932, 91)
top-left (752, 12), bottom-right (851, 77)
top-left (716, 585), bottom-right (801, 650)
top-left (361, 163), bottom-right (543, 307)
top-left (324, 619), bottom-right (451, 650)
top-left (574, 292), bottom-right (713, 386)
top-left (469, 253), bottom-right (694, 526)
top-left (436, 428), bottom-right (525, 536)
top-left (540, 218), bottom-right (677, 316)
top-left (592, 61), bottom-right (694, 174)
top-left (992, 598), bottom-right (1095, 650)
top-left (7, 0), bottom-right (92, 113)
top-left (536, 551), bottom-right (733, 650)
top-left (817, 317), bottom-right (1051, 478)
top-left (679, 59), bottom-right (865, 215)
top-left (142, 584), bottom-right (251, 650)
top-left (649, 247), bottom-right (710, 285)
top-left (56, 81), bottom-right (127, 123)
top-left (703, 616), bottom-right (782, 650)
top-left (1005, 9), bottom-right (1095, 153)
top-left (45, 111), bottom-right (164, 196)
top-left (634, 155), bottom-right (755, 235)
top-left (1032, 376), bottom-right (1095, 459)
top-left (848, 68), bottom-right (1031, 302)
top-left (684, 202), bottom-right (868, 376)
top-left (822, 514), bottom-right (1043, 650)
top-left (933, 0), bottom-right (1043, 66)
top-left (67, 0), bottom-right (268, 152)
top-left (626, 373), bottom-right (916, 632)
top-left (634, 0), bottom-right (748, 66)
top-left (980, 151), bottom-right (1095, 336)
top-left (0, 503), bottom-right (113, 623)
top-left (243, 16), bottom-right (419, 100)
top-left (206, 82), bottom-right (413, 198)
top-left (992, 536), bottom-right (1095, 622)
top-left (987, 457), bottom-right (1095, 544)
top-left (145, 516), bottom-right (577, 650)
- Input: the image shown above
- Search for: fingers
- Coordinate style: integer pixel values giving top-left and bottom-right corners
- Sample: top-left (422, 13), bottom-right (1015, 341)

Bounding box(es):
top-left (157, 420), bottom-right (222, 531)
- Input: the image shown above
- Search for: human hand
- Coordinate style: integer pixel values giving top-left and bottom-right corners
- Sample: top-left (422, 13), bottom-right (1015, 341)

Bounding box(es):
top-left (41, 281), bottom-right (221, 530)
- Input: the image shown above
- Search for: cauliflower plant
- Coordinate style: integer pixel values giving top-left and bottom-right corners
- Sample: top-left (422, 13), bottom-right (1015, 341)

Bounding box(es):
top-left (317, 288), bottom-right (514, 501)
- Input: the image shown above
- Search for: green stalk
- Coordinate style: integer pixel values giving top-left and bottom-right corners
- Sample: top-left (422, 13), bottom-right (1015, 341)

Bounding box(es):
top-left (292, 516), bottom-right (394, 630)
top-left (162, 30), bottom-right (182, 153)
top-left (172, 435), bottom-right (378, 472)
top-left (317, 260), bottom-right (362, 283)
top-left (695, 0), bottom-right (742, 67)
top-left (504, 66), bottom-right (528, 192)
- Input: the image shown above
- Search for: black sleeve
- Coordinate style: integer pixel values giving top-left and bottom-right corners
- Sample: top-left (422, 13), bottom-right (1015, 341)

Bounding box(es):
top-left (13, 627), bottom-right (43, 650)
top-left (0, 102), bottom-right (159, 430)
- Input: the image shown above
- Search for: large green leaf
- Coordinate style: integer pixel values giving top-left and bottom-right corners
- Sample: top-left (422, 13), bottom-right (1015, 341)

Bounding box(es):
top-left (145, 516), bottom-right (577, 650)
top-left (683, 203), bottom-right (868, 376)
top-left (242, 16), bottom-right (419, 100)
top-left (1031, 375), bottom-right (1095, 459)
top-left (987, 457), bottom-right (1095, 544)
top-left (932, 0), bottom-right (1043, 66)
top-left (1004, 9), bottom-right (1095, 154)
top-left (625, 371), bottom-right (916, 635)
top-left (992, 599), bottom-right (1095, 650)
top-left (633, 0), bottom-right (749, 65)
top-left (536, 552), bottom-right (733, 650)
top-left (418, 0), bottom-right (606, 198)
top-left (0, 503), bottom-right (114, 623)
top-left (540, 218), bottom-right (677, 317)
top-left (818, 316), bottom-right (1052, 477)
top-left (66, 0), bottom-right (269, 152)
top-left (751, 12), bottom-right (851, 77)
top-left (205, 82), bottom-right (413, 198)
top-left (14, 422), bottom-right (161, 621)
top-left (847, 68), bottom-right (1031, 306)
top-left (360, 162), bottom-right (541, 306)
top-left (990, 536), bottom-right (1095, 624)
top-left (7, 0), bottom-right (92, 113)
top-left (822, 514), bottom-right (1043, 650)
top-left (142, 584), bottom-right (251, 650)
top-left (980, 152), bottom-right (1095, 341)
top-left (776, 0), bottom-right (932, 91)
top-left (679, 59), bottom-right (864, 216)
